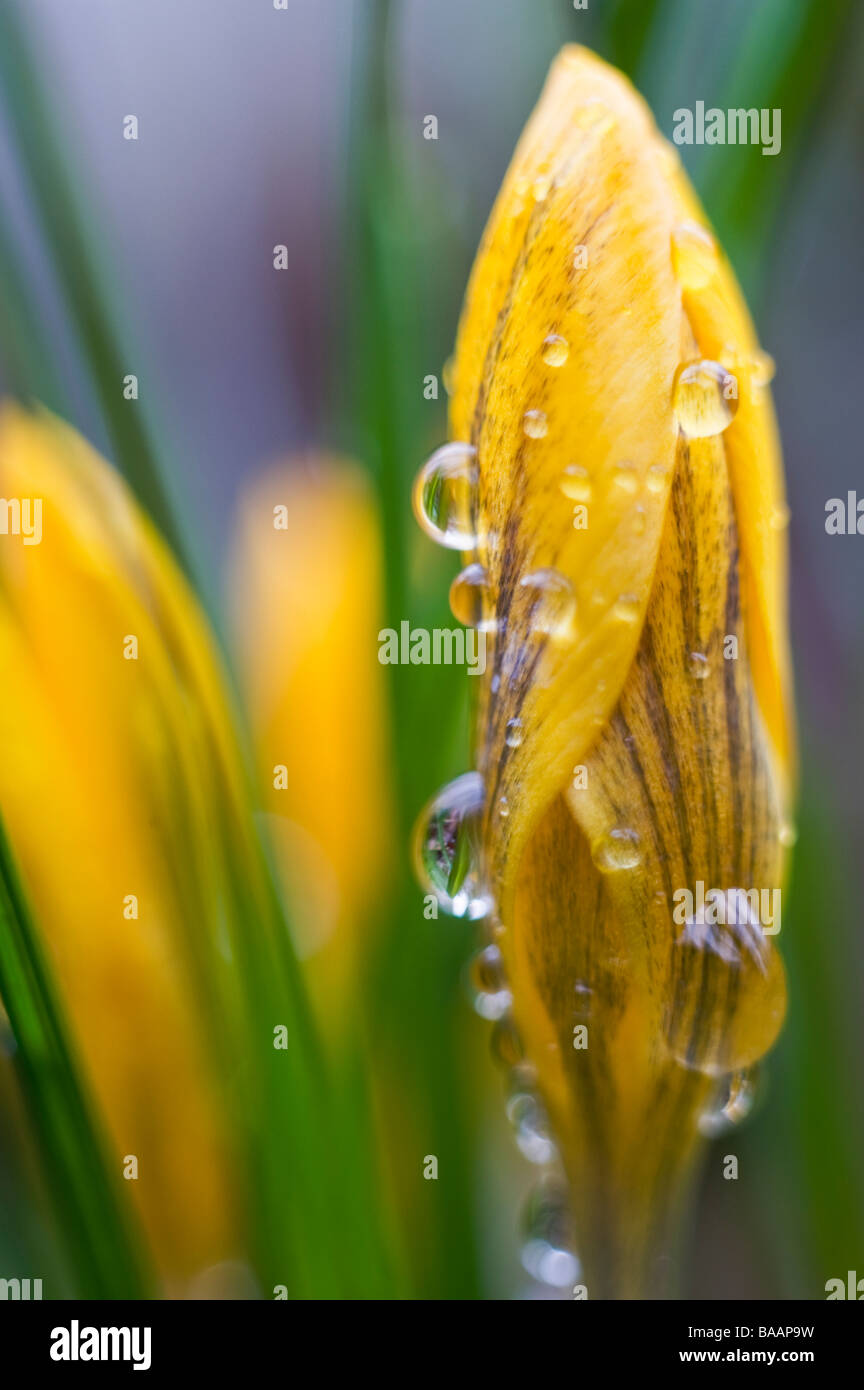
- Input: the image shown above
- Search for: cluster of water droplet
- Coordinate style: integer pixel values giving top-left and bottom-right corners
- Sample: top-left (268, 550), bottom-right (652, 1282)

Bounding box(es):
top-left (408, 196), bottom-right (786, 1292)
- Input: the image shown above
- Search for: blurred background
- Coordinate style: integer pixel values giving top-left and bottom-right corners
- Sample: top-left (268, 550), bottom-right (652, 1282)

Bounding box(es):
top-left (0, 0), bottom-right (863, 1299)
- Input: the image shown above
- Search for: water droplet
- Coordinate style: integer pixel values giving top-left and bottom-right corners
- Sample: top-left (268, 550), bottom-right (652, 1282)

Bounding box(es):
top-left (612, 461), bottom-right (639, 494)
top-left (769, 502), bottom-right (790, 531)
top-left (572, 981), bottom-right (593, 1018)
top-left (412, 772), bottom-right (490, 920)
top-left (698, 1069), bottom-right (758, 1138)
top-left (645, 463), bottom-right (669, 495)
top-left (519, 569), bottom-right (576, 640)
top-left (521, 1183), bottom-right (580, 1289)
top-left (688, 651), bottom-right (710, 680)
top-left (673, 360), bottom-right (739, 438)
top-left (592, 828), bottom-right (642, 873)
top-left (632, 504), bottom-right (647, 536)
top-left (498, 794), bottom-right (510, 819)
top-left (523, 409), bottom-right (548, 439)
top-left (778, 821), bottom-right (797, 849)
top-left (449, 562), bottom-right (497, 631)
top-left (560, 464), bottom-right (592, 502)
top-left (507, 1091), bottom-right (557, 1166)
top-left (470, 944), bottom-right (512, 1021)
top-left (412, 442), bottom-right (478, 550)
top-left (666, 892), bottom-right (786, 1076)
top-left (532, 173), bottom-right (552, 201)
top-left (671, 221), bottom-right (718, 291)
top-left (505, 718), bottom-right (524, 749)
top-left (612, 593), bottom-right (641, 624)
top-left (490, 673), bottom-right (500, 695)
top-left (750, 351), bottom-right (776, 388)
top-left (491, 1014), bottom-right (524, 1067)
top-left (442, 355), bottom-right (456, 396)
top-left (542, 334), bottom-right (569, 367)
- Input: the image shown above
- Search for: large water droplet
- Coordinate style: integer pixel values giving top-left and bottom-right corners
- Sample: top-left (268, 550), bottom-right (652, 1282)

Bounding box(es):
top-left (449, 562), bottom-right (497, 631)
top-left (412, 772), bottom-right (490, 919)
top-left (673, 360), bottom-right (739, 438)
top-left (665, 891), bottom-right (786, 1076)
top-left (542, 334), bottom-right (569, 367)
top-left (521, 1182), bottom-right (580, 1289)
top-left (671, 221), bottom-right (718, 291)
top-left (412, 442), bottom-right (478, 550)
top-left (592, 828), bottom-right (642, 873)
top-left (523, 409), bottom-right (548, 439)
top-left (519, 569), bottom-right (576, 640)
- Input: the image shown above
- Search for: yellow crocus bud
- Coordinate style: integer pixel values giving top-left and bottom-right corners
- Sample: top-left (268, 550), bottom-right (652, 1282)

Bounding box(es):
top-left (415, 48), bottom-right (795, 1297)
top-left (0, 403), bottom-right (242, 1290)
top-left (230, 461), bottom-right (393, 1033)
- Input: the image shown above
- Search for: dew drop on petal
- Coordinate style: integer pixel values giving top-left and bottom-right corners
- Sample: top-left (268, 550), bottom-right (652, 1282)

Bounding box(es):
top-left (666, 892), bottom-right (786, 1076)
top-left (560, 463), bottom-right (592, 501)
top-left (412, 772), bottom-right (490, 919)
top-left (671, 221), bottom-right (718, 291)
top-left (673, 360), bottom-right (739, 438)
top-left (688, 651), bottom-right (710, 680)
top-left (412, 442), bottom-right (478, 549)
top-left (612, 460), bottom-right (639, 494)
top-left (519, 568), bottom-right (576, 640)
top-left (505, 718), bottom-right (524, 749)
top-left (542, 334), bottom-right (569, 367)
top-left (612, 593), bottom-right (641, 624)
top-left (645, 463), bottom-right (669, 495)
top-left (523, 409), bottom-right (548, 439)
top-left (592, 827), bottom-right (642, 873)
top-left (449, 562), bottom-right (497, 631)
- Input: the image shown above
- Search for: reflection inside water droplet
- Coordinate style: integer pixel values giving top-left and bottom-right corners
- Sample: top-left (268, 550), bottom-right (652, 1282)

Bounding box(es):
top-left (412, 772), bottom-right (490, 920)
top-left (698, 1068), bottom-right (758, 1138)
top-left (412, 442), bottom-right (478, 549)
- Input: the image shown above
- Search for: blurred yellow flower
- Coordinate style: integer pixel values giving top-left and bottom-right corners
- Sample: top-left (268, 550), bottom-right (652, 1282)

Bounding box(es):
top-left (0, 403), bottom-right (244, 1289)
top-left (230, 459), bottom-right (393, 1033)
top-left (438, 47), bottom-right (795, 1295)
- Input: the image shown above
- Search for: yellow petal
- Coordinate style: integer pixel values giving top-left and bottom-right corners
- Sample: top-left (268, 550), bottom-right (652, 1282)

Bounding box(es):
top-left (445, 47), bottom-right (795, 1295)
top-left (0, 403), bottom-right (241, 1287)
